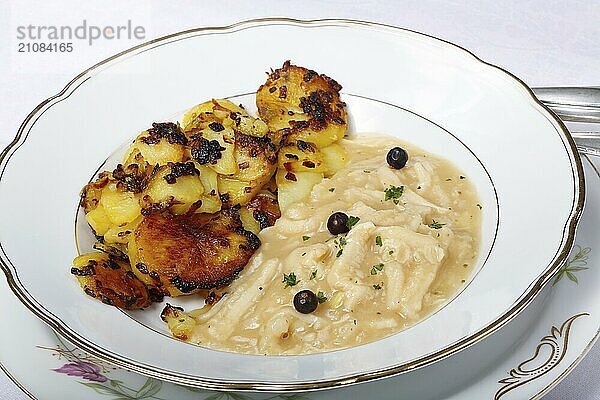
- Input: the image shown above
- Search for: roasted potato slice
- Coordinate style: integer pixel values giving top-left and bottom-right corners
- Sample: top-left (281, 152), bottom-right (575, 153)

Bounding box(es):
top-left (128, 208), bottom-right (260, 296)
top-left (276, 169), bottom-right (323, 212)
top-left (189, 125), bottom-right (238, 175)
top-left (232, 133), bottom-right (278, 182)
top-left (99, 182), bottom-right (142, 226)
top-left (278, 139), bottom-right (326, 174)
top-left (195, 164), bottom-right (222, 214)
top-left (217, 177), bottom-right (255, 207)
top-left (239, 193), bottom-right (281, 234)
top-left (161, 304), bottom-right (197, 341)
top-left (183, 99), bottom-right (268, 138)
top-left (71, 252), bottom-right (153, 310)
top-left (321, 142), bottom-right (349, 177)
top-left (142, 162), bottom-right (204, 215)
top-left (123, 122), bottom-right (187, 167)
top-left (256, 61), bottom-right (348, 148)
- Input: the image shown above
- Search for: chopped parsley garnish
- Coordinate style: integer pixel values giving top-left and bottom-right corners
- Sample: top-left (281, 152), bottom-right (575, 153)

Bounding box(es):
top-left (346, 216), bottom-right (360, 229)
top-left (428, 220), bottom-right (446, 229)
top-left (302, 235), bottom-right (311, 241)
top-left (310, 269), bottom-right (317, 280)
top-left (476, 203), bottom-right (482, 210)
top-left (282, 272), bottom-right (299, 288)
top-left (373, 284), bottom-right (382, 290)
top-left (384, 185), bottom-right (404, 205)
top-left (335, 236), bottom-right (347, 257)
top-left (370, 263), bottom-right (385, 275)
top-left (375, 235), bottom-right (382, 246)
top-left (328, 187), bottom-right (335, 192)
top-left (317, 291), bottom-right (327, 303)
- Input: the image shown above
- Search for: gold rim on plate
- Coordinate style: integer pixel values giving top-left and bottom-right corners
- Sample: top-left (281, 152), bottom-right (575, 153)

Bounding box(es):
top-left (0, 18), bottom-right (586, 391)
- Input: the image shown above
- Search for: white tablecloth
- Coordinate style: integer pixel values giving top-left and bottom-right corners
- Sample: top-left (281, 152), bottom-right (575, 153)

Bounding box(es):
top-left (0, 1), bottom-right (598, 398)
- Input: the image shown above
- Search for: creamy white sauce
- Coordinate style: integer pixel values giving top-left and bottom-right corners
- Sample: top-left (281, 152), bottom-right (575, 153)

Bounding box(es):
top-left (186, 134), bottom-right (481, 355)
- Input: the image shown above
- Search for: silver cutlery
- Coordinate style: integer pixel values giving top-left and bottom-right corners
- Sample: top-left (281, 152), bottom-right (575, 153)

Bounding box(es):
top-left (533, 87), bottom-right (600, 156)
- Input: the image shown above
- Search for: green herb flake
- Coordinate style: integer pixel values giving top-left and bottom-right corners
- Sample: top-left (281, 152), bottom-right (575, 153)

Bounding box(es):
top-left (310, 269), bottom-right (318, 280)
top-left (384, 185), bottom-right (404, 205)
top-left (375, 235), bottom-right (382, 246)
top-left (346, 216), bottom-right (360, 229)
top-left (373, 284), bottom-right (382, 290)
top-left (302, 235), bottom-right (311, 241)
top-left (428, 219), bottom-right (446, 229)
top-left (329, 187), bottom-right (335, 192)
top-left (335, 235), bottom-right (348, 257)
top-left (370, 263), bottom-right (385, 275)
top-left (317, 291), bottom-right (327, 303)
top-left (282, 272), bottom-right (299, 288)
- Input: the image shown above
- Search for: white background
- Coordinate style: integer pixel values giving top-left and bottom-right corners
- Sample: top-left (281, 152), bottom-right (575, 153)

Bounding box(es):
top-left (0, 1), bottom-right (598, 399)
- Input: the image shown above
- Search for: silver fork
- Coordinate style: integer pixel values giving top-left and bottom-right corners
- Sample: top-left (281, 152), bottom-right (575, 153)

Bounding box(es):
top-left (533, 87), bottom-right (600, 156)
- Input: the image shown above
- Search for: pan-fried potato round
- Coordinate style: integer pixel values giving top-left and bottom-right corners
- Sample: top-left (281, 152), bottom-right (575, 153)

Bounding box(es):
top-left (123, 122), bottom-right (187, 167)
top-left (71, 252), bottom-right (153, 310)
top-left (74, 63), bottom-right (350, 313)
top-left (128, 208), bottom-right (260, 297)
top-left (142, 162), bottom-right (204, 215)
top-left (256, 61), bottom-right (348, 148)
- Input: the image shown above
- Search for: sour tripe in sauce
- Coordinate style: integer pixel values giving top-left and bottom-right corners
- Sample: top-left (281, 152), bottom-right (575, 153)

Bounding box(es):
top-left (168, 135), bottom-right (481, 355)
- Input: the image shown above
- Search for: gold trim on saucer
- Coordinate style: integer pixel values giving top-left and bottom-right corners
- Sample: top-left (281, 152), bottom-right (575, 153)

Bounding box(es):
top-left (495, 313), bottom-right (589, 400)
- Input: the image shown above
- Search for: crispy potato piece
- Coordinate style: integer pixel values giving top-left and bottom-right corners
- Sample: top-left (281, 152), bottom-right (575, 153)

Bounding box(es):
top-left (256, 61), bottom-right (348, 148)
top-left (71, 252), bottom-right (153, 310)
top-left (129, 208), bottom-right (260, 297)
top-left (142, 162), bottom-right (204, 215)
top-left (239, 193), bottom-right (281, 234)
top-left (183, 99), bottom-right (269, 138)
top-left (123, 122), bottom-right (187, 167)
top-left (161, 304), bottom-right (197, 341)
top-left (278, 139), bottom-right (326, 174)
top-left (99, 182), bottom-right (142, 226)
top-left (231, 133), bottom-right (277, 183)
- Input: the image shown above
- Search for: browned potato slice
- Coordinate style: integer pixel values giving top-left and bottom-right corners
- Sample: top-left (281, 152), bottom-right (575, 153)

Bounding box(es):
top-left (321, 142), bottom-right (349, 177)
top-left (80, 173), bottom-right (109, 213)
top-left (123, 122), bottom-right (187, 167)
top-left (239, 193), bottom-right (281, 234)
top-left (183, 99), bottom-right (268, 138)
top-left (231, 133), bottom-right (278, 184)
top-left (278, 139), bottom-right (326, 174)
top-left (128, 208), bottom-right (260, 297)
top-left (189, 126), bottom-right (238, 175)
top-left (276, 169), bottom-right (323, 212)
top-left (71, 252), bottom-right (152, 310)
top-left (161, 304), bottom-right (197, 341)
top-left (256, 61), bottom-right (348, 148)
top-left (142, 163), bottom-right (204, 215)
top-left (99, 182), bottom-right (142, 226)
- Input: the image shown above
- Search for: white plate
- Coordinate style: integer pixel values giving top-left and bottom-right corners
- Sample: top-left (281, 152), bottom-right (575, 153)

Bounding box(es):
top-left (0, 19), bottom-right (583, 390)
top-left (1, 154), bottom-right (598, 400)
